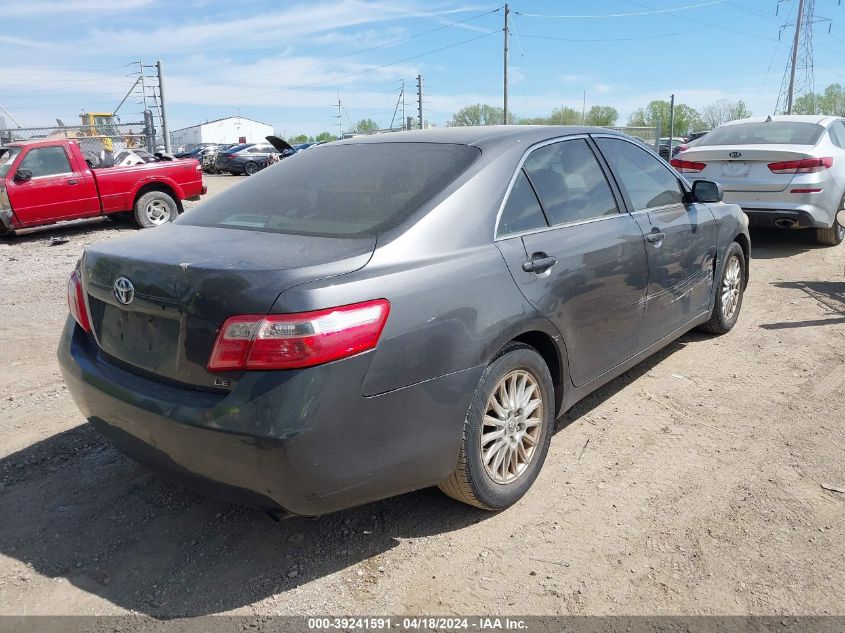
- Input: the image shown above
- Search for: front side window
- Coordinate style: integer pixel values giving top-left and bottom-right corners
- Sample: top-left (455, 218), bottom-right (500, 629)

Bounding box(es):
top-left (523, 139), bottom-right (618, 225)
top-left (596, 137), bottom-right (684, 211)
top-left (19, 146), bottom-right (73, 178)
top-left (0, 147), bottom-right (22, 178)
top-left (497, 169), bottom-right (548, 236)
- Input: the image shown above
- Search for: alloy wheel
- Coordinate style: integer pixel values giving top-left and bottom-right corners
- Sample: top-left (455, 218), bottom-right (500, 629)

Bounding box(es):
top-left (481, 369), bottom-right (544, 485)
top-left (145, 200), bottom-right (170, 225)
top-left (721, 254), bottom-right (742, 320)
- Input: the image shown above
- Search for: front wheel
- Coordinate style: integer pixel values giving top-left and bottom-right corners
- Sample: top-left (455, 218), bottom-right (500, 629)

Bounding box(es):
top-left (438, 343), bottom-right (554, 510)
top-left (699, 242), bottom-right (746, 334)
top-left (133, 190), bottom-right (178, 228)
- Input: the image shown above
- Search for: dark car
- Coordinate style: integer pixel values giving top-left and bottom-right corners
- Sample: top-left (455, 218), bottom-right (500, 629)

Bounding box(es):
top-left (59, 126), bottom-right (749, 516)
top-left (214, 142), bottom-right (289, 175)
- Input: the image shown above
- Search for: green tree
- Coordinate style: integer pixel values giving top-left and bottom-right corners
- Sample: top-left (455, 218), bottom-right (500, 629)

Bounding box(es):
top-left (518, 116), bottom-right (549, 125)
top-left (448, 103), bottom-right (507, 126)
top-left (315, 131), bottom-right (338, 143)
top-left (584, 105), bottom-right (618, 126)
top-left (699, 99), bottom-right (751, 128)
top-left (355, 118), bottom-right (379, 132)
top-left (792, 84), bottom-right (845, 116)
top-left (288, 134), bottom-right (309, 144)
top-left (547, 105), bottom-right (581, 125)
top-left (628, 100), bottom-right (703, 136)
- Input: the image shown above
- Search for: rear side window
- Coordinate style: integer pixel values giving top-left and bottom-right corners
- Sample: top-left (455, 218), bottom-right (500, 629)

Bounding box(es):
top-left (179, 142), bottom-right (480, 237)
top-left (596, 137), bottom-right (684, 211)
top-left (698, 121), bottom-right (824, 146)
top-left (19, 146), bottom-right (73, 177)
top-left (829, 121), bottom-right (845, 149)
top-left (498, 170), bottom-right (547, 236)
top-left (523, 139), bottom-right (618, 225)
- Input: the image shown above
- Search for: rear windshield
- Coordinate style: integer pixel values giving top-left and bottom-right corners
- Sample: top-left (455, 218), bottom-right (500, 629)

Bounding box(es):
top-left (698, 122), bottom-right (824, 146)
top-left (0, 147), bottom-right (21, 178)
top-left (178, 142), bottom-right (481, 237)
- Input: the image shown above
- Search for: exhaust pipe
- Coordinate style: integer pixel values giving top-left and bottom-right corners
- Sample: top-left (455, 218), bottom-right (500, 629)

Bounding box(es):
top-left (774, 218), bottom-right (797, 229)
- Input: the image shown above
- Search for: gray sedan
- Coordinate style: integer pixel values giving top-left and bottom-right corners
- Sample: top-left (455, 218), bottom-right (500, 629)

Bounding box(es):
top-left (59, 126), bottom-right (749, 515)
top-left (672, 115), bottom-right (845, 245)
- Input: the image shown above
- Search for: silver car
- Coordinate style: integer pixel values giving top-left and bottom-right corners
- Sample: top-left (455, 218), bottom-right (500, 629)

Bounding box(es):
top-left (672, 115), bottom-right (845, 245)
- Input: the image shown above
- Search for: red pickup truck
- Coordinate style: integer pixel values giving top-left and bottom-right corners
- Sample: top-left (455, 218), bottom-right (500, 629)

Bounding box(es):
top-left (0, 138), bottom-right (206, 235)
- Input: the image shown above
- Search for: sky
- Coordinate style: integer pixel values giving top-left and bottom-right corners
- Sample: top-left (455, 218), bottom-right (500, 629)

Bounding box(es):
top-left (2, 0), bottom-right (844, 137)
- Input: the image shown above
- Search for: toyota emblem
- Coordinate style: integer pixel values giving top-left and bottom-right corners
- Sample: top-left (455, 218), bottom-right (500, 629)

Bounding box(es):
top-left (113, 277), bottom-right (135, 305)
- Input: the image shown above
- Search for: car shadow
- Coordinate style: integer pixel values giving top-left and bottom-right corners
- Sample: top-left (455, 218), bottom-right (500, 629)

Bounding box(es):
top-left (0, 331), bottom-right (704, 618)
top-left (0, 217), bottom-right (138, 244)
top-left (748, 227), bottom-right (827, 259)
top-left (760, 280), bottom-right (845, 330)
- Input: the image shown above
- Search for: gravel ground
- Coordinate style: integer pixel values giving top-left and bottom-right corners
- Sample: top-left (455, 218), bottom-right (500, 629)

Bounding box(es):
top-left (0, 175), bottom-right (843, 617)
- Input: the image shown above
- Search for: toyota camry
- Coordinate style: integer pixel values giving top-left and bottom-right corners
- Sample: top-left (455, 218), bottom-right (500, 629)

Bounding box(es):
top-left (59, 126), bottom-right (749, 515)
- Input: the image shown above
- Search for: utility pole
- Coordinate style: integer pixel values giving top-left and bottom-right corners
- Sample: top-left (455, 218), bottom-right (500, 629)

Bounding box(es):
top-left (503, 3), bottom-right (509, 124)
top-left (336, 97), bottom-right (342, 139)
top-left (401, 79), bottom-right (406, 130)
top-left (668, 94), bottom-right (675, 158)
top-left (156, 60), bottom-right (171, 153)
top-left (581, 90), bottom-right (586, 125)
top-left (417, 74), bottom-right (424, 129)
top-left (786, 0), bottom-right (805, 114)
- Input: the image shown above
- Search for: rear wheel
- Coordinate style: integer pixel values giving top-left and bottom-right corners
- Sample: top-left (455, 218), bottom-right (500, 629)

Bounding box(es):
top-left (438, 343), bottom-right (554, 510)
top-left (244, 161), bottom-right (259, 176)
top-left (815, 199), bottom-right (845, 245)
top-left (699, 242), bottom-right (746, 334)
top-left (133, 190), bottom-right (178, 228)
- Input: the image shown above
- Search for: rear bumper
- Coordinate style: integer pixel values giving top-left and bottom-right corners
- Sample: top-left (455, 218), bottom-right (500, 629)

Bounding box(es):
top-left (58, 318), bottom-right (481, 516)
top-left (723, 189), bottom-right (838, 228)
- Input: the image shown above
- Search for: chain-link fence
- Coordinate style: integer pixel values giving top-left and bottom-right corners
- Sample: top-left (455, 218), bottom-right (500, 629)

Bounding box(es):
top-left (603, 125), bottom-right (660, 148)
top-left (1, 121), bottom-right (150, 165)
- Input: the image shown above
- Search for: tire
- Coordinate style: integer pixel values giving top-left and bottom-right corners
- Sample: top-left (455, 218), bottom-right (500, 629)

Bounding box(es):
top-left (244, 161), bottom-right (259, 176)
top-left (438, 343), bottom-right (555, 511)
top-left (133, 190), bottom-right (178, 228)
top-left (815, 200), bottom-right (845, 245)
top-left (699, 241), bottom-right (746, 334)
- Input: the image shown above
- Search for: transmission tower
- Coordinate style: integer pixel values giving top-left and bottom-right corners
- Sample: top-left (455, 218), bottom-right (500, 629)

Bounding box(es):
top-left (775, 0), bottom-right (820, 114)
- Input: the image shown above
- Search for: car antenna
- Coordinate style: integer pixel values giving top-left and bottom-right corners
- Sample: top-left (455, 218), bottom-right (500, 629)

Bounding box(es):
top-left (765, 115), bottom-right (773, 122)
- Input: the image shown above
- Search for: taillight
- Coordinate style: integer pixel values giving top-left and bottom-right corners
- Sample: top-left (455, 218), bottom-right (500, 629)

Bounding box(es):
top-left (768, 157), bottom-right (832, 174)
top-left (208, 299), bottom-right (390, 372)
top-left (67, 270), bottom-right (91, 332)
top-left (670, 158), bottom-right (706, 173)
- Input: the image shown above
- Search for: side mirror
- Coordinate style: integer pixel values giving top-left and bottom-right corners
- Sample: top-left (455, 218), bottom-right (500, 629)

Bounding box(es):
top-left (14, 169), bottom-right (32, 183)
top-left (691, 179), bottom-right (723, 203)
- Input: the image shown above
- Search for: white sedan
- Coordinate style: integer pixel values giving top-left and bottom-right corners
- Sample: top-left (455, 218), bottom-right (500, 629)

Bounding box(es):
top-left (672, 115), bottom-right (845, 245)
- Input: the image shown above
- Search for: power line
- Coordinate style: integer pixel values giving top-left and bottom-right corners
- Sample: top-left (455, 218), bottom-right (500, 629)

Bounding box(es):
top-left (178, 6), bottom-right (502, 89)
top-left (514, 0), bottom-right (726, 19)
top-left (622, 0), bottom-right (777, 41)
top-left (213, 31), bottom-right (497, 104)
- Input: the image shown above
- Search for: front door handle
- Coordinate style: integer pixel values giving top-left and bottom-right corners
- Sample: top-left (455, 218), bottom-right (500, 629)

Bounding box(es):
top-left (67, 179), bottom-right (79, 185)
top-left (646, 231), bottom-right (665, 244)
top-left (522, 253), bottom-right (558, 274)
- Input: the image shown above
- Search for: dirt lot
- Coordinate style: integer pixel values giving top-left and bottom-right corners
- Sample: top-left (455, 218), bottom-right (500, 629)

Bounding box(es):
top-left (0, 174), bottom-right (843, 617)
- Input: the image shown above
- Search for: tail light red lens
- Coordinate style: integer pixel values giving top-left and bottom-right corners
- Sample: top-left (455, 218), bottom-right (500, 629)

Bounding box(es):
top-left (208, 299), bottom-right (390, 372)
top-left (670, 158), bottom-right (706, 173)
top-left (768, 157), bottom-right (832, 174)
top-left (67, 270), bottom-right (91, 332)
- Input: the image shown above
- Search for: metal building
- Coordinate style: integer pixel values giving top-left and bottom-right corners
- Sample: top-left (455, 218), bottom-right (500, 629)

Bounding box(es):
top-left (169, 116), bottom-right (274, 150)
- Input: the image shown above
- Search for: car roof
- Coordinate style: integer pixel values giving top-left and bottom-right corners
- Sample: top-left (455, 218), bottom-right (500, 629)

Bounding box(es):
top-left (721, 115), bottom-right (841, 127)
top-left (3, 138), bottom-right (78, 148)
top-left (329, 125), bottom-right (629, 151)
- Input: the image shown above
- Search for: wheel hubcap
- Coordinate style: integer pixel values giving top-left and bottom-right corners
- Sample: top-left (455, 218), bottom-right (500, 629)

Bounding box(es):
top-left (145, 200), bottom-right (169, 225)
top-left (721, 255), bottom-right (742, 320)
top-left (481, 369), bottom-right (543, 485)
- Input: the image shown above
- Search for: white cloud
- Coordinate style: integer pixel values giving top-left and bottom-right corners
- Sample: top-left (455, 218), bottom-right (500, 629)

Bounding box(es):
top-left (3, 0), bottom-right (155, 16)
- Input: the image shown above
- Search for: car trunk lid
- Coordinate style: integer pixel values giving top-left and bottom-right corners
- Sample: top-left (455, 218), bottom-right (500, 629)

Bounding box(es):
top-left (81, 224), bottom-right (375, 389)
top-left (678, 144), bottom-right (818, 192)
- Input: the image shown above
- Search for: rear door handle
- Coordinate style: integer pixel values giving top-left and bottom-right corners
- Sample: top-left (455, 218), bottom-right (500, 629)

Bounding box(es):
top-left (646, 231), bottom-right (665, 244)
top-left (522, 254), bottom-right (558, 274)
